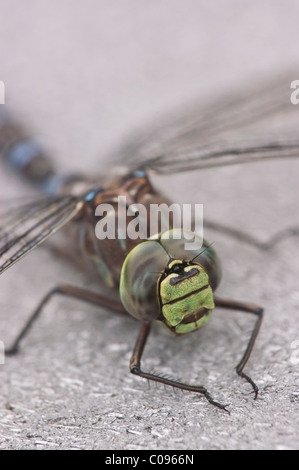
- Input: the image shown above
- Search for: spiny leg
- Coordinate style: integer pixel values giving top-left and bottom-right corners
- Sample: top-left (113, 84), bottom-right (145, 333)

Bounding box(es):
top-left (214, 297), bottom-right (263, 399)
top-left (5, 284), bottom-right (125, 355)
top-left (204, 219), bottom-right (299, 250)
top-left (130, 321), bottom-right (229, 412)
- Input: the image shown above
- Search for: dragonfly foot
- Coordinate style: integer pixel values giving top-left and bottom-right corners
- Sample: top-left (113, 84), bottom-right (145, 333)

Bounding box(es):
top-left (5, 345), bottom-right (19, 356)
top-left (237, 369), bottom-right (259, 399)
top-left (203, 390), bottom-right (230, 413)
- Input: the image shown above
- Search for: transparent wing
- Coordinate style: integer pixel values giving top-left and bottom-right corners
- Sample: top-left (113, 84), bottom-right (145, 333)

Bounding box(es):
top-left (115, 69), bottom-right (299, 173)
top-left (135, 138), bottom-right (299, 174)
top-left (0, 195), bottom-right (84, 274)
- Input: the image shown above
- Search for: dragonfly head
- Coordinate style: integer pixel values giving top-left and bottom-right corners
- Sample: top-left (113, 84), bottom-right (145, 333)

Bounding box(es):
top-left (158, 259), bottom-right (214, 334)
top-left (119, 230), bottom-right (217, 335)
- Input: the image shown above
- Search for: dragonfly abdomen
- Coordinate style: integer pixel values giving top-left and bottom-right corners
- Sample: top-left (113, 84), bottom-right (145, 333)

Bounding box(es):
top-left (0, 108), bottom-right (89, 197)
top-left (0, 108), bottom-right (55, 183)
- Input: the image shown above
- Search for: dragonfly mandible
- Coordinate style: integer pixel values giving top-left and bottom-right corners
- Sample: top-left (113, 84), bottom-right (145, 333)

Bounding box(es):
top-left (1, 71), bottom-right (299, 411)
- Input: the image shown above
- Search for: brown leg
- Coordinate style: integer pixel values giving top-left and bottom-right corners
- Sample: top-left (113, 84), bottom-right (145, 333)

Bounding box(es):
top-left (5, 284), bottom-right (125, 355)
top-left (130, 321), bottom-right (230, 412)
top-left (204, 219), bottom-right (299, 250)
top-left (214, 296), bottom-right (263, 398)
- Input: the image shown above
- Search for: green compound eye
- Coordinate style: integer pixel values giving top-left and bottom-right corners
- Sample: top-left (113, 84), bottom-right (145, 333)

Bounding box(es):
top-left (119, 230), bottom-right (221, 334)
top-left (119, 239), bottom-right (169, 321)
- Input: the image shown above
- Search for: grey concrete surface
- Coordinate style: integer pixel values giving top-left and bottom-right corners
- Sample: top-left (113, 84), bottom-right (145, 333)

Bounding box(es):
top-left (0, 0), bottom-right (299, 450)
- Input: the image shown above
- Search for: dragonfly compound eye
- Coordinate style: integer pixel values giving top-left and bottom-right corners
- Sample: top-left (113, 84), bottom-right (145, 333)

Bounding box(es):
top-left (119, 238), bottom-right (169, 321)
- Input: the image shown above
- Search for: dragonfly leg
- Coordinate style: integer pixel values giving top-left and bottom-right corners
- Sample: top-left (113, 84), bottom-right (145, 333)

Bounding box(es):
top-left (204, 219), bottom-right (299, 250)
top-left (5, 284), bottom-right (125, 356)
top-left (214, 296), bottom-right (263, 399)
top-left (130, 321), bottom-right (230, 412)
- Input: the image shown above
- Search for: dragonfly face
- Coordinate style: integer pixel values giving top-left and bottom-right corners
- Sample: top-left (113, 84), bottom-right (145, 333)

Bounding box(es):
top-left (159, 259), bottom-right (215, 334)
top-left (119, 229), bottom-right (221, 335)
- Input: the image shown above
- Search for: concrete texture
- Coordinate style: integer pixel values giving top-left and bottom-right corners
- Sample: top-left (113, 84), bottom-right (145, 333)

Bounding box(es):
top-left (0, 0), bottom-right (299, 450)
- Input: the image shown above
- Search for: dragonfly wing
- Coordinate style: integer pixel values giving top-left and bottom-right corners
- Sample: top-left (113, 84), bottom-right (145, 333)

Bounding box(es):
top-left (137, 138), bottom-right (299, 174)
top-left (114, 69), bottom-right (299, 172)
top-left (0, 195), bottom-right (84, 274)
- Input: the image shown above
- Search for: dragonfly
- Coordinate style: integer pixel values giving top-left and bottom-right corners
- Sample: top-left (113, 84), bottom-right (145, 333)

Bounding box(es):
top-left (1, 71), bottom-right (298, 411)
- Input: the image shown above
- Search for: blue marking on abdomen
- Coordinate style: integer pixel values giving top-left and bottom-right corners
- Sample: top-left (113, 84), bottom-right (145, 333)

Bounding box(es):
top-left (6, 140), bottom-right (41, 169)
top-left (133, 169), bottom-right (146, 178)
top-left (84, 186), bottom-right (102, 201)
